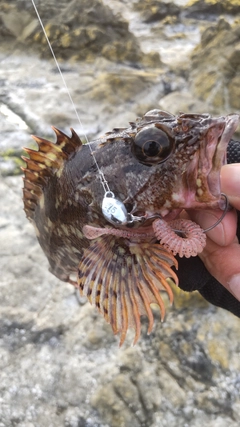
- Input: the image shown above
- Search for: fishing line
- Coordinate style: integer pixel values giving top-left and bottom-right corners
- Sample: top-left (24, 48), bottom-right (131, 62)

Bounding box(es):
top-left (30, 0), bottom-right (111, 193)
top-left (146, 192), bottom-right (229, 236)
top-left (30, 0), bottom-right (145, 227)
top-left (29, 0), bottom-right (230, 232)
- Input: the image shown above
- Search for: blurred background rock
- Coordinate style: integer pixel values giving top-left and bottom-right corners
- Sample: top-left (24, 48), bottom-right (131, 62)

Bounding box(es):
top-left (0, 1), bottom-right (240, 426)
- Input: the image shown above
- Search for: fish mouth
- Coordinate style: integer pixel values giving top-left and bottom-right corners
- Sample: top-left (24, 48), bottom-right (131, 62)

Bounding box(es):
top-left (209, 114), bottom-right (239, 195)
top-left (195, 113), bottom-right (239, 204)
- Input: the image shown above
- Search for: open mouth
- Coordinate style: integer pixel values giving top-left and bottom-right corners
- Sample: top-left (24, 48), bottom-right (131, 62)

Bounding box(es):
top-left (207, 114), bottom-right (239, 197)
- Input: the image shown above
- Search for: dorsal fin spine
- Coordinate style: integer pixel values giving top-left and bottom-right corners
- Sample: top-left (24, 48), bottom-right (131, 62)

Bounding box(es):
top-left (22, 127), bottom-right (82, 219)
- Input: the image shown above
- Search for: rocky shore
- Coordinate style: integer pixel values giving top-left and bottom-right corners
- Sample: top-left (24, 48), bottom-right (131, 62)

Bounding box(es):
top-left (0, 1), bottom-right (240, 426)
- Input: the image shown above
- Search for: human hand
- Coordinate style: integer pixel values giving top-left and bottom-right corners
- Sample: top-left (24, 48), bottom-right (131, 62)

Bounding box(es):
top-left (188, 164), bottom-right (240, 301)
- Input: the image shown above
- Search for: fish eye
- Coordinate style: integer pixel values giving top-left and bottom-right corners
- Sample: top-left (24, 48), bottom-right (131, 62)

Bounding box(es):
top-left (132, 126), bottom-right (173, 165)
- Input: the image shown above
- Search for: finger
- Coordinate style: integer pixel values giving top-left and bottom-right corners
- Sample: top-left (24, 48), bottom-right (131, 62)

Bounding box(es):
top-left (188, 209), bottom-right (237, 246)
top-left (199, 238), bottom-right (240, 301)
top-left (221, 164), bottom-right (240, 210)
top-left (187, 162), bottom-right (240, 246)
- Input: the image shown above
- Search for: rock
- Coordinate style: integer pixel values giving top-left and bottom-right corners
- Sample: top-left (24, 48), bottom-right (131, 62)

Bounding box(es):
top-left (0, 49), bottom-right (165, 165)
top-left (118, 346), bottom-right (143, 373)
top-left (134, 0), bottom-right (181, 23)
top-left (112, 374), bottom-right (147, 422)
top-left (1, 174), bottom-right (240, 427)
top-left (196, 310), bottom-right (240, 371)
top-left (189, 18), bottom-right (240, 113)
top-left (157, 369), bottom-right (186, 407)
top-left (232, 400), bottom-right (240, 421)
top-left (1, 2), bottom-right (240, 426)
top-left (64, 407), bottom-right (86, 427)
top-left (88, 69), bottom-right (164, 105)
top-left (0, 0), bottom-right (161, 66)
top-left (91, 382), bottom-right (142, 427)
top-left (134, 366), bottom-right (163, 412)
top-left (0, 9), bottom-right (34, 40)
top-left (158, 91), bottom-right (208, 115)
top-left (228, 74), bottom-right (240, 110)
top-left (185, 0), bottom-right (240, 17)
top-left (0, 151), bottom-right (24, 176)
top-left (170, 281), bottom-right (209, 310)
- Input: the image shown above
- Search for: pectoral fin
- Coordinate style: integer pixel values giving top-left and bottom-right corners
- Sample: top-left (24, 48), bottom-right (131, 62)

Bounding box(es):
top-left (77, 236), bottom-right (178, 345)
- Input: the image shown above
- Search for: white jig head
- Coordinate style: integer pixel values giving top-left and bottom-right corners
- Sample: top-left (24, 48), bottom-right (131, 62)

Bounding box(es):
top-left (102, 192), bottom-right (129, 225)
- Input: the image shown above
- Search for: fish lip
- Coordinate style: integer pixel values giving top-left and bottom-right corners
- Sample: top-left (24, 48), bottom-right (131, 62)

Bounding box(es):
top-left (211, 114), bottom-right (240, 160)
top-left (219, 113), bottom-right (240, 143)
top-left (207, 113), bottom-right (240, 198)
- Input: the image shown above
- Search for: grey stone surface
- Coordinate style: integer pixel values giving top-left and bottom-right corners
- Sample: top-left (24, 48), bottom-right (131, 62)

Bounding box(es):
top-left (185, 0), bottom-right (240, 17)
top-left (0, 0), bottom-right (161, 66)
top-left (1, 174), bottom-right (240, 427)
top-left (190, 17), bottom-right (240, 113)
top-left (0, 1), bottom-right (240, 426)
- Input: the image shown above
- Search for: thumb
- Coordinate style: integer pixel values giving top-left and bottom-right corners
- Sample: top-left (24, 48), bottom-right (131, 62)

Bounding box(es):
top-left (198, 238), bottom-right (240, 302)
top-left (221, 163), bottom-right (240, 210)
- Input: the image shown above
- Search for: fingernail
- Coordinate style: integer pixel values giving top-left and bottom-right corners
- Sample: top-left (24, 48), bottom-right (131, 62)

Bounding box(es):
top-left (228, 274), bottom-right (240, 301)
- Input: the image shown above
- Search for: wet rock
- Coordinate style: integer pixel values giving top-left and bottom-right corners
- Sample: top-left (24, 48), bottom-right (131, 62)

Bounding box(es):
top-left (1, 176), bottom-right (240, 426)
top-left (185, 0), bottom-right (240, 17)
top-left (64, 408), bottom-right (86, 427)
top-left (134, 366), bottom-right (162, 412)
top-left (113, 374), bottom-right (147, 423)
top-left (1, 2), bottom-right (240, 426)
top-left (134, 0), bottom-right (181, 23)
top-left (195, 389), bottom-right (232, 414)
top-left (232, 400), bottom-right (240, 421)
top-left (189, 18), bottom-right (240, 113)
top-left (88, 69), bottom-right (165, 105)
top-left (157, 369), bottom-right (186, 407)
top-left (228, 74), bottom-right (240, 110)
top-left (171, 282), bottom-right (210, 310)
top-left (118, 346), bottom-right (143, 373)
top-left (158, 91), bottom-right (208, 115)
top-left (0, 8), bottom-right (33, 40)
top-left (91, 382), bottom-right (142, 427)
top-left (0, 0), bottom-right (161, 66)
top-left (0, 147), bottom-right (25, 176)
top-left (0, 49), bottom-right (165, 162)
top-left (196, 310), bottom-right (240, 371)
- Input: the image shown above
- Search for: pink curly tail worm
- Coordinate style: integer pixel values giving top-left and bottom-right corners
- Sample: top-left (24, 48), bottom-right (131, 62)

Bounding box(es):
top-left (83, 218), bottom-right (206, 258)
top-left (152, 218), bottom-right (206, 258)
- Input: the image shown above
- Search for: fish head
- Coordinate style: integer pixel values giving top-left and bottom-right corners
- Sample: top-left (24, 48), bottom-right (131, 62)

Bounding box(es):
top-left (100, 110), bottom-right (239, 219)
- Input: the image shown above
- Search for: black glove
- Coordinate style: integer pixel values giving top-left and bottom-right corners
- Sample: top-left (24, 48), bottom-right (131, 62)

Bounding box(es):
top-left (177, 140), bottom-right (240, 317)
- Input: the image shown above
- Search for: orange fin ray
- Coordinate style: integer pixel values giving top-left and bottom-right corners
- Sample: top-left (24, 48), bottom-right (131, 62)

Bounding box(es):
top-left (107, 253), bottom-right (120, 334)
top-left (128, 273), bottom-right (142, 346)
top-left (147, 245), bottom-right (179, 285)
top-left (22, 127), bottom-right (82, 219)
top-left (77, 236), bottom-right (178, 345)
top-left (141, 254), bottom-right (174, 304)
top-left (132, 262), bottom-right (154, 335)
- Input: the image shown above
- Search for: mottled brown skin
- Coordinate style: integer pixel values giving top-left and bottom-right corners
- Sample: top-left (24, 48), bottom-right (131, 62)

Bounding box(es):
top-left (22, 109), bottom-right (239, 344)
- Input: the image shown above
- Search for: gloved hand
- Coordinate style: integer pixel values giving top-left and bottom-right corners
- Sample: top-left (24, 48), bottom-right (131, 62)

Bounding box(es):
top-left (177, 140), bottom-right (240, 317)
